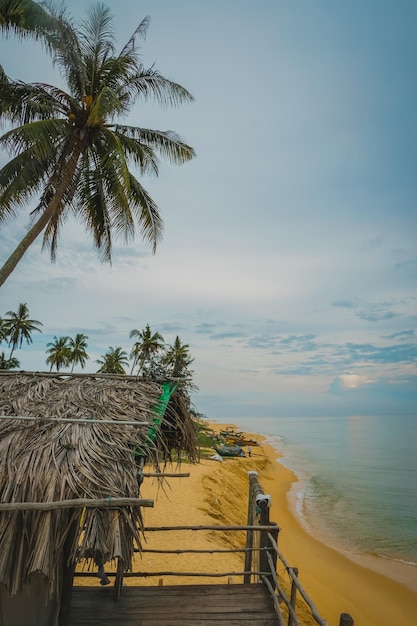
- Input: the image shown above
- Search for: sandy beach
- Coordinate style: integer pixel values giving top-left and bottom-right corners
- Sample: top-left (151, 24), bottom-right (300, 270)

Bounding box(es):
top-left (76, 422), bottom-right (417, 625)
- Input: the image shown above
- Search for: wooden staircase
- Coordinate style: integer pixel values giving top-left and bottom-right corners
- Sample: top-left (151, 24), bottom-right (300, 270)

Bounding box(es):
top-left (68, 583), bottom-right (280, 626)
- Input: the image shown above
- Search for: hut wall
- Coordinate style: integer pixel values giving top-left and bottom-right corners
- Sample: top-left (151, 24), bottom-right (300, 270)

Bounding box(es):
top-left (0, 574), bottom-right (60, 626)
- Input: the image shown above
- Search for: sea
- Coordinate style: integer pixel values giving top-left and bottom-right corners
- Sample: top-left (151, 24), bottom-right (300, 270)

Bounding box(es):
top-left (228, 414), bottom-right (417, 569)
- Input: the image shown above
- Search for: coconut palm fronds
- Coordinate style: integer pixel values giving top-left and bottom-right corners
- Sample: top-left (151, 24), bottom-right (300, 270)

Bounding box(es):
top-left (0, 371), bottom-right (198, 597)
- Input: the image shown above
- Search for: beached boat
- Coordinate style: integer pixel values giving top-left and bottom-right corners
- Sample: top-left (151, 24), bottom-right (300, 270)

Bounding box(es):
top-left (214, 444), bottom-right (246, 457)
top-left (225, 435), bottom-right (258, 447)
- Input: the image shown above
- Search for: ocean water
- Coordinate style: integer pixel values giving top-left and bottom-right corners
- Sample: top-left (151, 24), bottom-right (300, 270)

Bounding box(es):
top-left (230, 414), bottom-right (417, 566)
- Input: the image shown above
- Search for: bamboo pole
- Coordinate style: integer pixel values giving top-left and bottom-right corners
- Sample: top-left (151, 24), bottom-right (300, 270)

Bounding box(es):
top-left (74, 569), bottom-right (270, 578)
top-left (0, 497), bottom-right (154, 511)
top-left (289, 567), bottom-right (299, 626)
top-left (0, 415), bottom-right (150, 426)
top-left (144, 524), bottom-right (279, 531)
top-left (266, 535), bottom-right (328, 626)
top-left (261, 574), bottom-right (287, 626)
top-left (142, 472), bottom-right (190, 478)
top-left (137, 547), bottom-right (264, 554)
top-left (0, 370), bottom-right (189, 382)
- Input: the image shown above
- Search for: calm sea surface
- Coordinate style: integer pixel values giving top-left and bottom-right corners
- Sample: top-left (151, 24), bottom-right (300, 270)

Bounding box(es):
top-left (229, 414), bottom-right (417, 565)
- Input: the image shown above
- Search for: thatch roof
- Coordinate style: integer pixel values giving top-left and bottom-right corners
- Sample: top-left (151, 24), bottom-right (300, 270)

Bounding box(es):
top-left (0, 371), bottom-right (198, 598)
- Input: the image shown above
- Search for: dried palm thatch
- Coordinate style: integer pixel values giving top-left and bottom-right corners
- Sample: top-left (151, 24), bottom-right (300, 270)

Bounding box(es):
top-left (0, 371), bottom-right (198, 599)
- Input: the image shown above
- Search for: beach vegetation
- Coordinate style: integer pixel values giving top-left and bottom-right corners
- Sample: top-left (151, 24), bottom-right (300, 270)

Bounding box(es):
top-left (162, 335), bottom-right (194, 378)
top-left (45, 334), bottom-right (71, 371)
top-left (67, 332), bottom-right (89, 372)
top-left (0, 1), bottom-right (195, 287)
top-left (0, 0), bottom-right (53, 41)
top-left (0, 351), bottom-right (20, 369)
top-left (129, 323), bottom-right (164, 375)
top-left (96, 345), bottom-right (129, 374)
top-left (1, 301), bottom-right (43, 359)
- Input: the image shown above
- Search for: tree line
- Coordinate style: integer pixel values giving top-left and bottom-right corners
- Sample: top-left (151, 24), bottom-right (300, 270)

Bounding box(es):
top-left (0, 303), bottom-right (195, 386)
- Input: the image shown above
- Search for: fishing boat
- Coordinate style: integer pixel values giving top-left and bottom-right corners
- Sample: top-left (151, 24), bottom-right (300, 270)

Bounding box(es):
top-left (214, 444), bottom-right (246, 457)
top-left (225, 434), bottom-right (258, 447)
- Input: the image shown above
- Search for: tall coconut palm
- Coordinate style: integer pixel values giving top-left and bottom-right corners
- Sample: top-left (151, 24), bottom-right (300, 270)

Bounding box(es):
top-left (163, 335), bottom-right (194, 378)
top-left (68, 332), bottom-right (89, 372)
top-left (45, 335), bottom-right (70, 371)
top-left (129, 324), bottom-right (164, 375)
top-left (0, 2), bottom-right (195, 287)
top-left (2, 302), bottom-right (43, 358)
top-left (96, 346), bottom-right (128, 374)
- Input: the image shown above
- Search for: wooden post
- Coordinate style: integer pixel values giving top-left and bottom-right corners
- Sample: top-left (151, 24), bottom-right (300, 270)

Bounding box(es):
top-left (244, 471), bottom-right (258, 583)
top-left (267, 521), bottom-right (279, 579)
top-left (339, 614), bottom-right (354, 626)
top-left (258, 496), bottom-right (270, 576)
top-left (57, 521), bottom-right (77, 626)
top-left (288, 567), bottom-right (299, 626)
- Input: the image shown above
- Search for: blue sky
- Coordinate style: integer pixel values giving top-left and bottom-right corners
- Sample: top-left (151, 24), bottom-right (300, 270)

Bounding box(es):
top-left (0, 1), bottom-right (416, 419)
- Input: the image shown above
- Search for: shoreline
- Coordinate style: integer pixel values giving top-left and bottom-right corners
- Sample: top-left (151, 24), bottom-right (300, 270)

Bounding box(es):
top-left (206, 421), bottom-right (417, 625)
top-left (262, 432), bottom-right (417, 596)
top-left (75, 419), bottom-right (417, 625)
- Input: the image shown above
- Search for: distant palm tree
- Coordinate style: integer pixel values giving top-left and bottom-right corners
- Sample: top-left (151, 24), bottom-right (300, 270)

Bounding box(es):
top-left (0, 351), bottom-right (20, 369)
top-left (0, 3), bottom-right (195, 287)
top-left (0, 316), bottom-right (7, 343)
top-left (129, 324), bottom-right (164, 375)
top-left (96, 346), bottom-right (128, 374)
top-left (45, 335), bottom-right (70, 371)
top-left (163, 336), bottom-right (194, 378)
top-left (2, 302), bottom-right (43, 358)
top-left (68, 332), bottom-right (89, 372)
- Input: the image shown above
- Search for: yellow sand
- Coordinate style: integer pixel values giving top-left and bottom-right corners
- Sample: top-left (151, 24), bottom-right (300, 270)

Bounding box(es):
top-left (76, 423), bottom-right (417, 625)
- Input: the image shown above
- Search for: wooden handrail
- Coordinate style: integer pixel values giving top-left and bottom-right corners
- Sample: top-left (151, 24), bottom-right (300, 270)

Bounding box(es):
top-left (74, 569), bottom-right (270, 578)
top-left (266, 532), bottom-right (328, 626)
top-left (144, 524), bottom-right (278, 531)
top-left (0, 497), bottom-right (154, 511)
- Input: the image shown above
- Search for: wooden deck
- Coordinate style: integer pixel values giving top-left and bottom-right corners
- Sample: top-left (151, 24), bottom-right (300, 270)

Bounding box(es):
top-left (68, 583), bottom-right (280, 626)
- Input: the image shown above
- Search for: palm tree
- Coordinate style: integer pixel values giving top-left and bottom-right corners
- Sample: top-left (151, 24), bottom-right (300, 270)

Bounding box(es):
top-left (163, 335), bottom-right (194, 378)
top-left (0, 0), bottom-right (53, 38)
top-left (0, 3), bottom-right (195, 287)
top-left (129, 324), bottom-right (164, 375)
top-left (96, 346), bottom-right (128, 374)
top-left (0, 316), bottom-right (7, 343)
top-left (0, 351), bottom-right (20, 369)
top-left (68, 332), bottom-right (89, 372)
top-left (45, 335), bottom-right (70, 371)
top-left (2, 302), bottom-right (43, 358)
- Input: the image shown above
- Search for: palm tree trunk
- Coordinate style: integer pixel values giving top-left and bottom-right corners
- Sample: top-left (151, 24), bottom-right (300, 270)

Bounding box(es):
top-left (0, 141), bottom-right (83, 288)
top-left (0, 206), bottom-right (58, 287)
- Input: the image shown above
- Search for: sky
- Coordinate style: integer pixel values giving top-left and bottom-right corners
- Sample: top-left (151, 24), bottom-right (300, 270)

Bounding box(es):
top-left (0, 0), bottom-right (416, 420)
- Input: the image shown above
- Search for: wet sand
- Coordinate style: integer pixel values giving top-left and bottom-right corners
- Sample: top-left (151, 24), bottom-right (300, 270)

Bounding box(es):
top-left (76, 422), bottom-right (417, 625)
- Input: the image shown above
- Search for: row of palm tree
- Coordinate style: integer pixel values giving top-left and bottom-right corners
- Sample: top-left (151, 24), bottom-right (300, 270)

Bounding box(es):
top-left (45, 333), bottom-right (89, 372)
top-left (54, 323), bottom-right (194, 383)
top-left (1, 303), bottom-right (194, 384)
top-left (0, 0), bottom-right (195, 287)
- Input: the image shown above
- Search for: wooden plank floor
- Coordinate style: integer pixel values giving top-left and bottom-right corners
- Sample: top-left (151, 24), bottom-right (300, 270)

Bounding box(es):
top-left (69, 583), bottom-right (280, 625)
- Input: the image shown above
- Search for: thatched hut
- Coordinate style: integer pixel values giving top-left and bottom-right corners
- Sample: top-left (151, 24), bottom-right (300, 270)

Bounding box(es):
top-left (0, 371), bottom-right (198, 626)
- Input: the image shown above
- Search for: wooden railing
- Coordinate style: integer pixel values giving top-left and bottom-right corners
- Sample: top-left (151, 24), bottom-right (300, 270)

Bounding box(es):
top-left (245, 471), bottom-right (354, 626)
top-left (73, 470), bottom-right (354, 626)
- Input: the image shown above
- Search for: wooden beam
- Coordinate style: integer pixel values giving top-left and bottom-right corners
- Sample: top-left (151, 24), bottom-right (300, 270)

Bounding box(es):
top-left (0, 415), bottom-right (150, 426)
top-left (0, 497), bottom-right (154, 511)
